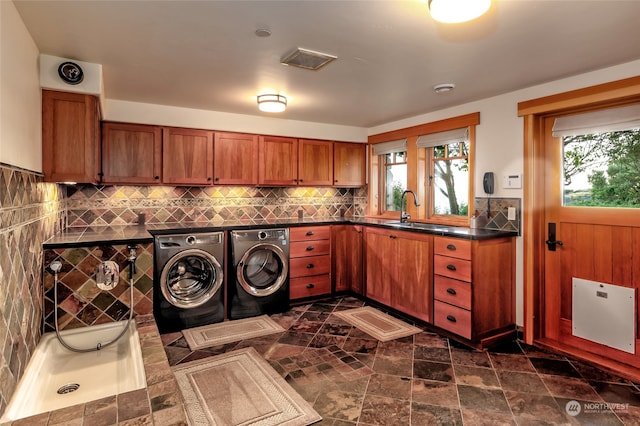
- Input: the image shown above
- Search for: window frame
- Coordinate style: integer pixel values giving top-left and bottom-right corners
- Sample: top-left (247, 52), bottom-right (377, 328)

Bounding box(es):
top-left (367, 112), bottom-right (479, 225)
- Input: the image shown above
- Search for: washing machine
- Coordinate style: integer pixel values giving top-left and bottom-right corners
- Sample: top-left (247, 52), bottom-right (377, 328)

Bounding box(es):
top-left (228, 228), bottom-right (290, 320)
top-left (153, 232), bottom-right (225, 333)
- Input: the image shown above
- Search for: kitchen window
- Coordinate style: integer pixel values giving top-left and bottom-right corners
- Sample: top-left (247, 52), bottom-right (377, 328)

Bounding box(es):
top-left (367, 112), bottom-right (479, 224)
top-left (418, 128), bottom-right (471, 219)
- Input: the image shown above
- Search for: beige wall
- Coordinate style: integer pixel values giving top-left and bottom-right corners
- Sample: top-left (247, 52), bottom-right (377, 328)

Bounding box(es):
top-left (0, 1), bottom-right (41, 171)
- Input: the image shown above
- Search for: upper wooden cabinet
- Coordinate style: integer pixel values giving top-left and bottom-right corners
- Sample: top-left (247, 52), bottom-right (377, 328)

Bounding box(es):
top-left (101, 122), bottom-right (162, 184)
top-left (163, 127), bottom-right (214, 186)
top-left (214, 132), bottom-right (258, 185)
top-left (298, 139), bottom-right (333, 186)
top-left (333, 142), bottom-right (366, 187)
top-left (258, 136), bottom-right (298, 186)
top-left (42, 90), bottom-right (101, 183)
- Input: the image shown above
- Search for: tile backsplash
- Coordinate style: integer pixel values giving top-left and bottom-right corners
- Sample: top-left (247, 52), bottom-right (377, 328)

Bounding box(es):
top-left (0, 163), bottom-right (65, 415)
top-left (66, 184), bottom-right (368, 227)
top-left (473, 197), bottom-right (521, 235)
top-left (42, 243), bottom-right (154, 332)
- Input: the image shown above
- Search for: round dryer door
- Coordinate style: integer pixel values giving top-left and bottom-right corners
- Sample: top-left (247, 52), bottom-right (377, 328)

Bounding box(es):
top-left (160, 249), bottom-right (223, 309)
top-left (237, 243), bottom-right (288, 297)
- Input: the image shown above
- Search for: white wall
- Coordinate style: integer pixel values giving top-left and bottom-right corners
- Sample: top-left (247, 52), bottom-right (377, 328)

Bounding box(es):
top-left (105, 99), bottom-right (369, 143)
top-left (369, 59), bottom-right (640, 326)
top-left (0, 1), bottom-right (41, 171)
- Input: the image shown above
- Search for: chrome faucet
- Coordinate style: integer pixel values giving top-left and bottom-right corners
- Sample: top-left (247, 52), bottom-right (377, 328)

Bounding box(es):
top-left (400, 189), bottom-right (420, 223)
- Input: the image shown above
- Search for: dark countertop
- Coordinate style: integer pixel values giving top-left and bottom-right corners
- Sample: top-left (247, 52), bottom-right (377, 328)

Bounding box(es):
top-left (43, 217), bottom-right (518, 248)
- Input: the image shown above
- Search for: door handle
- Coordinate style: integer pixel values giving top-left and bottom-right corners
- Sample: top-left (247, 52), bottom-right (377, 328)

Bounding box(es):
top-left (546, 222), bottom-right (563, 251)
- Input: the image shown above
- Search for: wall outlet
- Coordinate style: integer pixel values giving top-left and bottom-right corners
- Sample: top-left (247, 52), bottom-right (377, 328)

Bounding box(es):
top-left (507, 207), bottom-right (516, 220)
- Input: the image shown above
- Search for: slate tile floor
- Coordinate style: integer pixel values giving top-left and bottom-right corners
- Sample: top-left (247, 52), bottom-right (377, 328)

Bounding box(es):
top-left (161, 297), bottom-right (640, 425)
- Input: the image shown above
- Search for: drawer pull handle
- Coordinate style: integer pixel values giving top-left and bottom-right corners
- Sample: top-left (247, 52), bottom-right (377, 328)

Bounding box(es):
top-left (306, 231), bottom-right (314, 236)
top-left (389, 235), bottom-right (397, 239)
top-left (446, 288), bottom-right (457, 295)
top-left (446, 244), bottom-right (456, 251)
top-left (306, 283), bottom-right (315, 289)
top-left (446, 264), bottom-right (457, 271)
top-left (446, 315), bottom-right (457, 323)
top-left (306, 245), bottom-right (315, 251)
top-left (306, 263), bottom-right (315, 269)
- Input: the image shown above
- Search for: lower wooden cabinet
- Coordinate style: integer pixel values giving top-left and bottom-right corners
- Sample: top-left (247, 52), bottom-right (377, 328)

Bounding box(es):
top-left (332, 225), bottom-right (364, 294)
top-left (289, 226), bottom-right (332, 300)
top-left (432, 235), bottom-right (515, 348)
top-left (364, 227), bottom-right (433, 323)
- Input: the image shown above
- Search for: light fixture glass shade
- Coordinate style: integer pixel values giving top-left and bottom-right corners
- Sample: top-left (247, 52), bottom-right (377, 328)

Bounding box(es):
top-left (428, 0), bottom-right (491, 23)
top-left (257, 94), bottom-right (287, 113)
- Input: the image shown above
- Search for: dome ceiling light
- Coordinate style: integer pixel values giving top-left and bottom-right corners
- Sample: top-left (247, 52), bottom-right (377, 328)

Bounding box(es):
top-left (428, 0), bottom-right (491, 24)
top-left (257, 94), bottom-right (287, 113)
top-left (433, 83), bottom-right (455, 93)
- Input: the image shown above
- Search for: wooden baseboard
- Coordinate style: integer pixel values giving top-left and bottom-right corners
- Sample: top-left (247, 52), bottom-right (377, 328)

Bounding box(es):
top-left (535, 338), bottom-right (640, 383)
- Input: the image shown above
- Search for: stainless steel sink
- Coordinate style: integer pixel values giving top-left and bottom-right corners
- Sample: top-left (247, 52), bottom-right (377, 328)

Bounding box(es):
top-left (385, 221), bottom-right (451, 232)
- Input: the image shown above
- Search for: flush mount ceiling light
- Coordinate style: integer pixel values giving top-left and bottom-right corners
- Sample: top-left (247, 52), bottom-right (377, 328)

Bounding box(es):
top-left (257, 94), bottom-right (287, 113)
top-left (281, 47), bottom-right (337, 71)
top-left (428, 0), bottom-right (491, 24)
top-left (433, 83), bottom-right (455, 93)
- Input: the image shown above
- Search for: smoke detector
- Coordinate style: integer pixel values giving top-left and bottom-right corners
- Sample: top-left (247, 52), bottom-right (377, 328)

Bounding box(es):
top-left (433, 83), bottom-right (455, 93)
top-left (281, 48), bottom-right (337, 71)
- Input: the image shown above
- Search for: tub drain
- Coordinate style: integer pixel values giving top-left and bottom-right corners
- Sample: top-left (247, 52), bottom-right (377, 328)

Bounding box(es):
top-left (57, 383), bottom-right (80, 394)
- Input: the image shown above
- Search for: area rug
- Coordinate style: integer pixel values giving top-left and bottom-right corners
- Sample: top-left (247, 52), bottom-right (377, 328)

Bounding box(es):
top-left (334, 306), bottom-right (422, 342)
top-left (173, 347), bottom-right (322, 426)
top-left (182, 315), bottom-right (285, 350)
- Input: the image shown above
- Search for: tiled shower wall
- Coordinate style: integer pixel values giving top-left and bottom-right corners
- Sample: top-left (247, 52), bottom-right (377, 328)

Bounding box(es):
top-left (66, 184), bottom-right (369, 227)
top-left (0, 164), bottom-right (65, 415)
top-left (42, 243), bottom-right (154, 333)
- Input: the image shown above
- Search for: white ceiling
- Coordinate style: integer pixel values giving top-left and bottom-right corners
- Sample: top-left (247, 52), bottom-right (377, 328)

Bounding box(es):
top-left (13, 0), bottom-right (640, 128)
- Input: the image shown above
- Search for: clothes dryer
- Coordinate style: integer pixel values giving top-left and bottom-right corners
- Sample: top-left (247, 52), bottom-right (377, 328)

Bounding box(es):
top-left (153, 232), bottom-right (224, 333)
top-left (228, 228), bottom-right (289, 319)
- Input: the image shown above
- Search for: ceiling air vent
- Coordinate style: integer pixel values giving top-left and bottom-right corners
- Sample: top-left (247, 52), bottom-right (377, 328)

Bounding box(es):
top-left (280, 48), bottom-right (337, 71)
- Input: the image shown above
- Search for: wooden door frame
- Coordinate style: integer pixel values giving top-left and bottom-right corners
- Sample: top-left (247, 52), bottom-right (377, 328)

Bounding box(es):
top-left (517, 76), bottom-right (640, 344)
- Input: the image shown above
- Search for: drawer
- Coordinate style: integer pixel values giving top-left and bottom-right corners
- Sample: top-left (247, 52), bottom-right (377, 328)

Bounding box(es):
top-left (290, 255), bottom-right (331, 278)
top-left (290, 240), bottom-right (330, 258)
top-left (434, 236), bottom-right (471, 260)
top-left (434, 301), bottom-right (472, 339)
top-left (434, 275), bottom-right (472, 310)
top-left (290, 226), bottom-right (331, 242)
top-left (434, 255), bottom-right (471, 282)
top-left (290, 274), bottom-right (331, 299)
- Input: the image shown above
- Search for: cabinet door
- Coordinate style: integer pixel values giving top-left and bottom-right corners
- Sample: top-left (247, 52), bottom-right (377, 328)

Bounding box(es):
top-left (333, 142), bottom-right (366, 187)
top-left (364, 227), bottom-right (396, 305)
top-left (163, 127), bottom-right (213, 185)
top-left (259, 136), bottom-right (298, 186)
top-left (42, 90), bottom-right (100, 183)
top-left (332, 225), bottom-right (364, 294)
top-left (214, 132), bottom-right (258, 185)
top-left (394, 231), bottom-right (433, 323)
top-left (298, 139), bottom-right (333, 186)
top-left (101, 122), bottom-right (162, 184)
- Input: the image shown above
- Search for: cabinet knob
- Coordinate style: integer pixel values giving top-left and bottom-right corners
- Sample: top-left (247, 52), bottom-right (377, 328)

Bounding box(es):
top-left (446, 244), bottom-right (457, 251)
top-left (306, 263), bottom-right (315, 269)
top-left (306, 231), bottom-right (315, 236)
top-left (334, 179), bottom-right (338, 183)
top-left (389, 235), bottom-right (397, 239)
top-left (306, 246), bottom-right (315, 251)
top-left (214, 177), bottom-right (220, 182)
top-left (446, 315), bottom-right (457, 323)
top-left (446, 264), bottom-right (457, 271)
top-left (207, 177), bottom-right (212, 181)
top-left (294, 179), bottom-right (298, 182)
top-left (446, 288), bottom-right (457, 295)
top-left (306, 283), bottom-right (315, 289)
top-left (154, 176), bottom-right (160, 180)
top-left (299, 179), bottom-right (304, 183)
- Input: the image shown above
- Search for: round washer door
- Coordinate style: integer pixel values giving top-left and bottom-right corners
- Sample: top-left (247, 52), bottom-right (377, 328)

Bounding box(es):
top-left (237, 243), bottom-right (288, 297)
top-left (160, 249), bottom-right (223, 309)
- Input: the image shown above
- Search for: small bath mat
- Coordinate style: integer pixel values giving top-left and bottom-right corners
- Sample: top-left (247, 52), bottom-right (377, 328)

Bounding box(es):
top-left (334, 306), bottom-right (422, 342)
top-left (182, 315), bottom-right (285, 350)
top-left (173, 347), bottom-right (322, 426)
